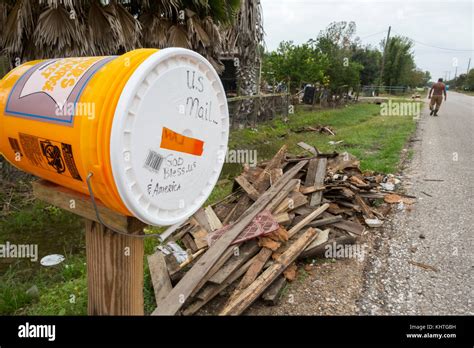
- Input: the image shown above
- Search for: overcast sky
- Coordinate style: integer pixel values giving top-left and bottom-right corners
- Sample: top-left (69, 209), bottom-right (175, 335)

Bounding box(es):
top-left (261, 0), bottom-right (473, 82)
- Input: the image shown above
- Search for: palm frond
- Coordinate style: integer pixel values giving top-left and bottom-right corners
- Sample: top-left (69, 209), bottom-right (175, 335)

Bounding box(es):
top-left (202, 15), bottom-right (222, 50)
top-left (187, 10), bottom-right (211, 48)
top-left (2, 0), bottom-right (34, 59)
top-left (39, 0), bottom-right (75, 9)
top-left (88, 1), bottom-right (120, 55)
top-left (140, 13), bottom-right (171, 48)
top-left (168, 24), bottom-right (191, 48)
top-left (0, 2), bottom-right (8, 48)
top-left (33, 5), bottom-right (88, 58)
top-left (111, 1), bottom-right (142, 51)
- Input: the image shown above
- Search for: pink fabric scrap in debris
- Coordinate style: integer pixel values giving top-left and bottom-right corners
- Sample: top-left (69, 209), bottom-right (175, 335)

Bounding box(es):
top-left (207, 210), bottom-right (279, 246)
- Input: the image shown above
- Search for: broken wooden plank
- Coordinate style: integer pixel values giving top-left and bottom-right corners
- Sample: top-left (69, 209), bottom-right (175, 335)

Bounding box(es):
top-left (305, 158), bottom-right (318, 186)
top-left (183, 254), bottom-right (259, 315)
top-left (147, 252), bottom-right (173, 307)
top-left (204, 206), bottom-right (223, 231)
top-left (152, 160), bottom-right (307, 315)
top-left (238, 248), bottom-right (273, 289)
top-left (226, 145), bottom-right (288, 223)
top-left (182, 233), bottom-right (198, 253)
top-left (159, 221), bottom-right (188, 243)
top-left (190, 246), bottom-right (236, 298)
top-left (261, 276), bottom-right (286, 306)
top-left (274, 212), bottom-right (291, 225)
top-left (242, 166), bottom-right (264, 185)
top-left (309, 158), bottom-right (327, 207)
top-left (164, 253), bottom-right (181, 282)
top-left (273, 191), bottom-right (308, 214)
top-left (288, 203), bottom-right (329, 238)
top-left (193, 208), bottom-right (213, 233)
top-left (222, 203), bottom-right (239, 225)
top-left (219, 227), bottom-right (318, 315)
top-left (265, 179), bottom-right (300, 213)
top-left (358, 192), bottom-right (386, 199)
top-left (300, 185), bottom-right (325, 194)
top-left (297, 142), bottom-right (318, 156)
top-left (254, 145), bottom-right (288, 192)
top-left (354, 194), bottom-right (375, 219)
top-left (213, 202), bottom-right (236, 221)
top-left (331, 219), bottom-right (365, 236)
top-left (307, 215), bottom-right (343, 228)
top-left (190, 227), bottom-right (208, 250)
top-left (299, 235), bottom-right (356, 259)
top-left (269, 168), bottom-right (283, 185)
top-left (293, 206), bottom-right (314, 216)
top-left (224, 237), bottom-right (281, 306)
top-left (207, 241), bottom-right (260, 284)
top-left (304, 228), bottom-right (330, 251)
top-left (234, 175), bottom-right (260, 201)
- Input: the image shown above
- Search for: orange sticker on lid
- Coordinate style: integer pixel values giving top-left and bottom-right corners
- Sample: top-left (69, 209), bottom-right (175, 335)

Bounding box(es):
top-left (160, 127), bottom-right (204, 156)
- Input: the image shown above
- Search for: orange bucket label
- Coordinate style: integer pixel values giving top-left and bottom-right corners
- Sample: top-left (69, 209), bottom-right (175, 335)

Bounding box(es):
top-left (5, 57), bottom-right (114, 125)
top-left (160, 127), bottom-right (204, 156)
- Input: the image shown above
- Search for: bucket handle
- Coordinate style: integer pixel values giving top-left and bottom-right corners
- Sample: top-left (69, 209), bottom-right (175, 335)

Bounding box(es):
top-left (86, 172), bottom-right (164, 239)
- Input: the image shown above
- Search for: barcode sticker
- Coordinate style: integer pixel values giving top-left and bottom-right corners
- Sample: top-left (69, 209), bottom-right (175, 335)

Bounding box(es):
top-left (144, 150), bottom-right (164, 173)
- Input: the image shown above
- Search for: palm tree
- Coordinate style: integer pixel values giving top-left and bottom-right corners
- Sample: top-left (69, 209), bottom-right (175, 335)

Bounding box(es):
top-left (222, 0), bottom-right (264, 95)
top-left (0, 0), bottom-right (241, 73)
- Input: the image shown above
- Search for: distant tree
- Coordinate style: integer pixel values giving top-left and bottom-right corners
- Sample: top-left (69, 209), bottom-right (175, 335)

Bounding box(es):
top-left (454, 73), bottom-right (467, 89)
top-left (381, 35), bottom-right (415, 87)
top-left (351, 45), bottom-right (382, 85)
top-left (316, 21), bottom-right (363, 91)
top-left (262, 40), bottom-right (329, 91)
top-left (424, 71), bottom-right (431, 85)
top-left (465, 69), bottom-right (474, 90)
top-left (407, 69), bottom-right (430, 88)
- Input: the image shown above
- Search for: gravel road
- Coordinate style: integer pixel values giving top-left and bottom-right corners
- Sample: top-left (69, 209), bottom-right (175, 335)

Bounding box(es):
top-left (209, 93), bottom-right (473, 316)
top-left (359, 91), bottom-right (474, 315)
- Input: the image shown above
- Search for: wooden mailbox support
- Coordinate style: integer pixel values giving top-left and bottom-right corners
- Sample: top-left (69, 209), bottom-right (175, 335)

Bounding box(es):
top-left (32, 180), bottom-right (146, 315)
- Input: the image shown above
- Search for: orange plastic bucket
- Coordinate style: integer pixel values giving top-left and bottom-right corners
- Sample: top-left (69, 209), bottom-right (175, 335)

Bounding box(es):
top-left (0, 48), bottom-right (229, 226)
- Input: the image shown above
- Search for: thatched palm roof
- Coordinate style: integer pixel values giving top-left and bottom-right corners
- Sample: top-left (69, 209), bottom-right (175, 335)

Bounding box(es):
top-left (0, 0), bottom-right (245, 73)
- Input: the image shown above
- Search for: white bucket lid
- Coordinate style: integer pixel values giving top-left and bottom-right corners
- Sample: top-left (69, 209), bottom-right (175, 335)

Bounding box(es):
top-left (110, 48), bottom-right (229, 226)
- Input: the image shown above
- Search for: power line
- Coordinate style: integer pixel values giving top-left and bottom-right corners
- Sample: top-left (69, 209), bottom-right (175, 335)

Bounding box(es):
top-left (359, 30), bottom-right (387, 40)
top-left (358, 28), bottom-right (473, 52)
top-left (391, 29), bottom-right (474, 52)
top-left (411, 39), bottom-right (474, 52)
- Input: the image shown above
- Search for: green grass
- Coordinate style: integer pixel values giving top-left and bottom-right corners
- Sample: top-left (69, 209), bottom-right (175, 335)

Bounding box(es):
top-left (0, 254), bottom-right (87, 315)
top-left (0, 101), bottom-right (417, 315)
top-left (223, 102), bottom-right (417, 174)
top-left (455, 90), bottom-right (474, 96)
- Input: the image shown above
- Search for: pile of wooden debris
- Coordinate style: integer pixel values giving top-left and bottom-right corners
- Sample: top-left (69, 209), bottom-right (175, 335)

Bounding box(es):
top-left (294, 124), bottom-right (336, 135)
top-left (148, 144), bottom-right (415, 316)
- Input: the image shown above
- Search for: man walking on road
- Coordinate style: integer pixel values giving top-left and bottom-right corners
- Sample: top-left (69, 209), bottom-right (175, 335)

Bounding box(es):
top-left (428, 78), bottom-right (447, 116)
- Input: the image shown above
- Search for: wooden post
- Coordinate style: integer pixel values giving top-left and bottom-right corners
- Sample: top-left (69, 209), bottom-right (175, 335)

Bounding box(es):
top-left (85, 221), bottom-right (144, 315)
top-left (32, 180), bottom-right (146, 315)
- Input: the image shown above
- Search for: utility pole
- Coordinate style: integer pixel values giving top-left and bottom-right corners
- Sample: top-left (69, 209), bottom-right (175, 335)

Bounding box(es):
top-left (379, 25), bottom-right (391, 89)
top-left (467, 58), bottom-right (471, 74)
